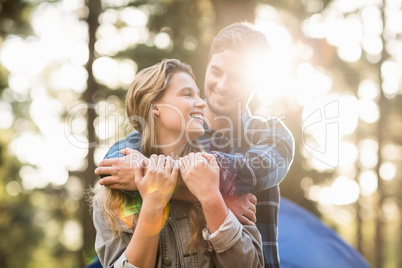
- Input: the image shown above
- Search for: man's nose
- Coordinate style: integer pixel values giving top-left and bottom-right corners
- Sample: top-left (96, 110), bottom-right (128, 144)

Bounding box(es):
top-left (216, 75), bottom-right (231, 92)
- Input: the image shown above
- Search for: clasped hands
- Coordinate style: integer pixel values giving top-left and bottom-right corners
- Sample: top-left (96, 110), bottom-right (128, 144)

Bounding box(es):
top-left (94, 148), bottom-right (257, 225)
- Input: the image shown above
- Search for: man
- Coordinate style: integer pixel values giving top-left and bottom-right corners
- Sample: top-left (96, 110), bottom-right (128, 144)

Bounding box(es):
top-left (95, 21), bottom-right (372, 268)
top-left (96, 22), bottom-right (294, 268)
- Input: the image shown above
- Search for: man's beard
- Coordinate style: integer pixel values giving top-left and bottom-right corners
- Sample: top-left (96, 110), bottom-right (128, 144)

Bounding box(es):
top-left (206, 96), bottom-right (232, 117)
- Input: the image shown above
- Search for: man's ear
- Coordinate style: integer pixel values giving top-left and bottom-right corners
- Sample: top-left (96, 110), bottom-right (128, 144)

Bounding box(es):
top-left (153, 104), bottom-right (160, 116)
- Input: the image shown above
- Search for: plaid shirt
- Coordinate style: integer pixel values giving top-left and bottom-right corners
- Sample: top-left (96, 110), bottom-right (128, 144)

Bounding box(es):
top-left (103, 110), bottom-right (294, 268)
top-left (198, 110), bottom-right (294, 268)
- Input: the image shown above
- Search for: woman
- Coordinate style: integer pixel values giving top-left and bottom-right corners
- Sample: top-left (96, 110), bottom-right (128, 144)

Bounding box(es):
top-left (92, 59), bottom-right (264, 268)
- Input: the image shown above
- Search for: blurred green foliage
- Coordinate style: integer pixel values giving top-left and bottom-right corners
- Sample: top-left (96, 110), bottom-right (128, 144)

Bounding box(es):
top-left (1, 0), bottom-right (401, 267)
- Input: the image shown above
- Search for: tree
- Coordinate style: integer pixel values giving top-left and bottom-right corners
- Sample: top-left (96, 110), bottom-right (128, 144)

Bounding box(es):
top-left (0, 1), bottom-right (43, 267)
top-left (1, 0), bottom-right (401, 267)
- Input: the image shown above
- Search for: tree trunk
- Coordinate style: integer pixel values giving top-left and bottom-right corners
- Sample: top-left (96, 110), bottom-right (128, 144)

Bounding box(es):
top-left (211, 0), bottom-right (257, 30)
top-left (81, 0), bottom-right (101, 265)
top-left (375, 2), bottom-right (389, 267)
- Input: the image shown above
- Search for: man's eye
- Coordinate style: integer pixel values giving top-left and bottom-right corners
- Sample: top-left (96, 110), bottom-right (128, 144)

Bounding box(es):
top-left (230, 74), bottom-right (246, 84)
top-left (210, 68), bottom-right (221, 76)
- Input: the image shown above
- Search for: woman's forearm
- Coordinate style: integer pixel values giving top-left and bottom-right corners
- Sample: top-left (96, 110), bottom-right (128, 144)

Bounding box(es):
top-left (125, 200), bottom-right (165, 268)
top-left (199, 191), bottom-right (228, 233)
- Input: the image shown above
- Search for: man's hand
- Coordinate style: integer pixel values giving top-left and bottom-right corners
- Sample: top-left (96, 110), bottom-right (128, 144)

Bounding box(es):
top-left (223, 193), bottom-right (257, 226)
top-left (94, 147), bottom-right (147, 190)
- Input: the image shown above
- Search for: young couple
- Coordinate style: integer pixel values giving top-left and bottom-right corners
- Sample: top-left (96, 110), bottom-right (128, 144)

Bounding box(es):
top-left (92, 22), bottom-right (295, 268)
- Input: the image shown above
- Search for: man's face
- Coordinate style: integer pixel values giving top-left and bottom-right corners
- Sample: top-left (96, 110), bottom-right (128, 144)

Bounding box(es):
top-left (204, 49), bottom-right (253, 118)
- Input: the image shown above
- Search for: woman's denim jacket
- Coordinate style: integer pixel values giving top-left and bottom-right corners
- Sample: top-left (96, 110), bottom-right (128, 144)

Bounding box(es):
top-left (94, 200), bottom-right (264, 268)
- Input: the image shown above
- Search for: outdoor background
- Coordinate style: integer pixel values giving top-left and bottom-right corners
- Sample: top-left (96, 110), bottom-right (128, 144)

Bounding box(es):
top-left (0, 0), bottom-right (401, 267)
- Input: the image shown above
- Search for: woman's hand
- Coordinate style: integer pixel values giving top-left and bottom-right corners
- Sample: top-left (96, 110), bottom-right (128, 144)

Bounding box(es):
top-left (126, 155), bottom-right (177, 268)
top-left (180, 152), bottom-right (228, 233)
top-left (179, 152), bottom-right (220, 203)
top-left (135, 154), bottom-right (178, 210)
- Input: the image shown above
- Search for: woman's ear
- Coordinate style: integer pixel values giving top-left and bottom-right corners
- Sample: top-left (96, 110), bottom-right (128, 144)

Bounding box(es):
top-left (153, 104), bottom-right (160, 116)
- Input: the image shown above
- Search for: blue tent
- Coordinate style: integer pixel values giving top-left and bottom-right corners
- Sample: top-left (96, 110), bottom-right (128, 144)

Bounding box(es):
top-left (278, 197), bottom-right (371, 268)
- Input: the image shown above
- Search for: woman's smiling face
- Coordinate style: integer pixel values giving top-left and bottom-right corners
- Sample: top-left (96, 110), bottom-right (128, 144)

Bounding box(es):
top-left (154, 71), bottom-right (206, 145)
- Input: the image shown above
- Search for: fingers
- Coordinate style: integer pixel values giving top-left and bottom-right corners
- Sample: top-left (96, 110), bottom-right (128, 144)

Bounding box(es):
top-left (134, 165), bottom-right (144, 184)
top-left (156, 155), bottom-right (167, 174)
top-left (94, 166), bottom-right (113, 176)
top-left (240, 193), bottom-right (256, 213)
top-left (179, 152), bottom-right (199, 174)
top-left (248, 193), bottom-right (257, 205)
top-left (190, 152), bottom-right (208, 167)
top-left (196, 152), bottom-right (207, 163)
top-left (249, 194), bottom-right (257, 214)
top-left (250, 194), bottom-right (257, 206)
top-left (95, 165), bottom-right (133, 176)
top-left (120, 147), bottom-right (137, 155)
top-left (200, 152), bottom-right (218, 168)
top-left (250, 203), bottom-right (256, 214)
top-left (141, 158), bottom-right (149, 169)
top-left (189, 152), bottom-right (197, 169)
top-left (94, 167), bottom-right (102, 176)
top-left (178, 155), bottom-right (190, 175)
top-left (121, 148), bottom-right (146, 167)
top-left (147, 154), bottom-right (158, 173)
top-left (171, 161), bottom-right (179, 184)
top-left (239, 214), bottom-right (256, 226)
top-left (165, 156), bottom-right (174, 172)
top-left (145, 154), bottom-right (175, 175)
top-left (98, 158), bottom-right (119, 167)
top-left (171, 160), bottom-right (179, 184)
top-left (99, 176), bottom-right (124, 189)
top-left (99, 176), bottom-right (116, 186)
top-left (102, 183), bottom-right (124, 190)
top-left (244, 209), bottom-right (257, 224)
top-left (164, 156), bottom-right (178, 184)
top-left (242, 193), bottom-right (257, 224)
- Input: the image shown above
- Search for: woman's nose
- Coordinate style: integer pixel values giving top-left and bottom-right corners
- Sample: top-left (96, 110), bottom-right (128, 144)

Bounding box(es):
top-left (195, 96), bottom-right (206, 108)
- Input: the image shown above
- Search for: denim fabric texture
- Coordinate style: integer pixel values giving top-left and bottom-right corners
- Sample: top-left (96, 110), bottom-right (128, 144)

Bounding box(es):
top-left (94, 199), bottom-right (264, 267)
top-left (98, 110), bottom-right (294, 268)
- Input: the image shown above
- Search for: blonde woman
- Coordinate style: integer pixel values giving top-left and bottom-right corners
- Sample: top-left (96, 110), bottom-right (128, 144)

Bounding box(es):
top-left (92, 59), bottom-right (264, 268)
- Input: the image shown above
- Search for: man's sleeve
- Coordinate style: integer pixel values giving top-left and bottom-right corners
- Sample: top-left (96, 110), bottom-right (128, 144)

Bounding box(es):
top-left (104, 131), bottom-right (142, 159)
top-left (102, 131), bottom-right (142, 198)
top-left (211, 117), bottom-right (294, 195)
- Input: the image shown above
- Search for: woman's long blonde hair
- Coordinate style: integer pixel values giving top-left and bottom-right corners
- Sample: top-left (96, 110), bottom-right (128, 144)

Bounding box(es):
top-left (93, 59), bottom-right (205, 252)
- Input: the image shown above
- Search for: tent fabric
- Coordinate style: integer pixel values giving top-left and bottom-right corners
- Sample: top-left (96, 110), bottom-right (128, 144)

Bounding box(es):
top-left (278, 197), bottom-right (371, 268)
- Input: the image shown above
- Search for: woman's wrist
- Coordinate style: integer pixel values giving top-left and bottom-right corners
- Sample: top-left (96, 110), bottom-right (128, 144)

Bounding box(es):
top-left (200, 193), bottom-right (226, 213)
top-left (198, 189), bottom-right (222, 206)
top-left (200, 193), bottom-right (228, 233)
top-left (141, 197), bottom-right (167, 219)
